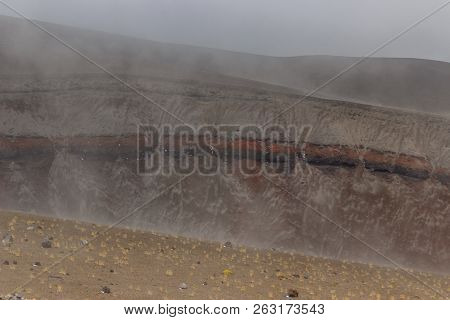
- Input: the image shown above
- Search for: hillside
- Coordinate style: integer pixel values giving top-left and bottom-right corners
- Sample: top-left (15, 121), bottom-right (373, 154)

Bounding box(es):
top-left (0, 15), bottom-right (449, 115)
top-left (1, 211), bottom-right (448, 299)
top-left (0, 14), bottom-right (449, 276)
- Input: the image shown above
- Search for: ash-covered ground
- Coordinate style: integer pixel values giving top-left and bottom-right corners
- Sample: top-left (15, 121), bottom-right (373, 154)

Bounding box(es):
top-left (1, 211), bottom-right (448, 299)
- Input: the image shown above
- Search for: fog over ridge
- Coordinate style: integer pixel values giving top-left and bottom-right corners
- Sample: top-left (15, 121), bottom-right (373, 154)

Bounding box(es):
top-left (0, 0), bottom-right (449, 61)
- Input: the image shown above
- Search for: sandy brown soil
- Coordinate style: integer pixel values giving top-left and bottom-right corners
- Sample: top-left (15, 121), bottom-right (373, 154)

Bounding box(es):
top-left (0, 210), bottom-right (448, 300)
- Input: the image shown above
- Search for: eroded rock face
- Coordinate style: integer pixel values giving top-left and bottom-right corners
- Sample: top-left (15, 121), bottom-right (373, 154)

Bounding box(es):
top-left (0, 138), bottom-right (449, 274)
top-left (0, 74), bottom-right (448, 275)
top-left (0, 135), bottom-right (445, 182)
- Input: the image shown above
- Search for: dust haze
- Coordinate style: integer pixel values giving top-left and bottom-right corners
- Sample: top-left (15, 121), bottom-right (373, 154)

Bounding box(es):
top-left (1, 0), bottom-right (450, 61)
top-left (0, 0), bottom-right (448, 282)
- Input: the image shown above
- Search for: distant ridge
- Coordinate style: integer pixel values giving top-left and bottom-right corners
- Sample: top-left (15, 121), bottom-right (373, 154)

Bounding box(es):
top-left (0, 14), bottom-right (449, 115)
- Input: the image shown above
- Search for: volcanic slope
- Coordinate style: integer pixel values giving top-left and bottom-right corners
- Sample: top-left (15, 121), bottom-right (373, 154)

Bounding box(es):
top-left (0, 211), bottom-right (448, 299)
top-left (1, 15), bottom-right (450, 114)
top-left (0, 16), bottom-right (448, 275)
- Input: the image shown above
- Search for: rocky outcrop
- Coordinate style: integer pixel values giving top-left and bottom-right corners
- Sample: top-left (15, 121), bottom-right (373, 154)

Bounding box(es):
top-left (0, 135), bottom-right (445, 182)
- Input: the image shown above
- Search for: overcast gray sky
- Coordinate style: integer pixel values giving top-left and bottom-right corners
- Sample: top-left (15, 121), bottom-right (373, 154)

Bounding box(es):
top-left (0, 0), bottom-right (449, 61)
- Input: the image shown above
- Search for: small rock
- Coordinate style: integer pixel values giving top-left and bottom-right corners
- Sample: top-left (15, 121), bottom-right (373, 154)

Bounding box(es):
top-left (80, 239), bottom-right (89, 246)
top-left (26, 225), bottom-right (35, 231)
top-left (33, 262), bottom-right (41, 267)
top-left (7, 293), bottom-right (23, 300)
top-left (286, 289), bottom-right (299, 298)
top-left (109, 269), bottom-right (114, 273)
top-left (292, 274), bottom-right (300, 278)
top-left (101, 286), bottom-right (111, 294)
top-left (179, 283), bottom-right (188, 290)
top-left (12, 260), bottom-right (17, 265)
top-left (41, 237), bottom-right (52, 248)
top-left (223, 241), bottom-right (232, 248)
top-left (2, 234), bottom-right (13, 247)
top-left (2, 260), bottom-right (9, 265)
top-left (13, 293), bottom-right (23, 300)
top-left (202, 281), bottom-right (208, 286)
top-left (303, 273), bottom-right (309, 280)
